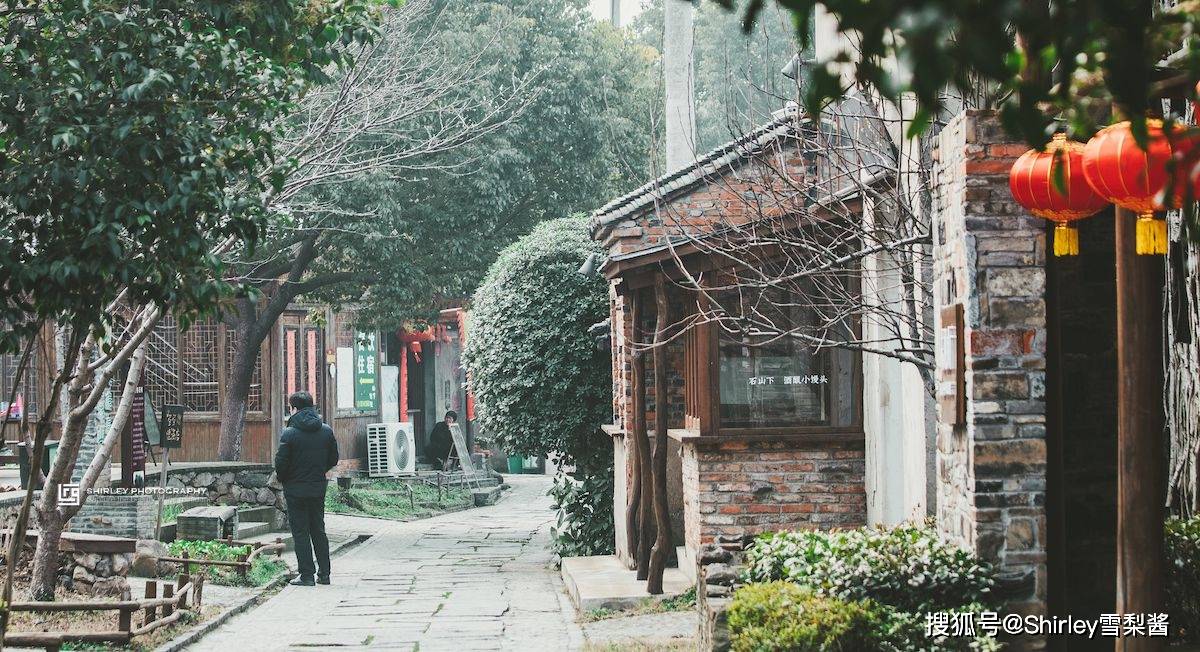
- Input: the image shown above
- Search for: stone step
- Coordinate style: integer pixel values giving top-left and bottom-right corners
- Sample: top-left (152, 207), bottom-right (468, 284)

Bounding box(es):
top-left (472, 486), bottom-right (503, 507)
top-left (237, 504), bottom-right (278, 523)
top-left (236, 521), bottom-right (272, 539)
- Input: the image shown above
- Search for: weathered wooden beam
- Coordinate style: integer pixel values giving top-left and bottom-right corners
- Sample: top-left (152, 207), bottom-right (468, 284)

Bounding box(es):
top-left (632, 289), bottom-right (654, 580)
top-left (1114, 207), bottom-right (1166, 652)
top-left (624, 289), bottom-right (642, 565)
top-left (647, 275), bottom-right (672, 595)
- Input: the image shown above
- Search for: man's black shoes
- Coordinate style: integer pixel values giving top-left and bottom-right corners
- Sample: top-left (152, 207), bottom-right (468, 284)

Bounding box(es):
top-left (317, 575), bottom-right (330, 585)
top-left (290, 576), bottom-right (316, 586)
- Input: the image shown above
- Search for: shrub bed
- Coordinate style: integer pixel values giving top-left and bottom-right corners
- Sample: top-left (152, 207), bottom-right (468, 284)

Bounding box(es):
top-left (167, 540), bottom-right (284, 587)
top-left (1166, 515), bottom-right (1200, 642)
top-left (734, 524), bottom-right (1001, 651)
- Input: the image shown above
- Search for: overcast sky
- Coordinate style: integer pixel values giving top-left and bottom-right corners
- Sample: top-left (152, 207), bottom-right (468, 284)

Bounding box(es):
top-left (588, 0), bottom-right (645, 27)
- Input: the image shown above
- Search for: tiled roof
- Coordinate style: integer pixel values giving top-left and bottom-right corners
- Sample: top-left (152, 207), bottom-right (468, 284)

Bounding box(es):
top-left (588, 105), bottom-right (808, 240)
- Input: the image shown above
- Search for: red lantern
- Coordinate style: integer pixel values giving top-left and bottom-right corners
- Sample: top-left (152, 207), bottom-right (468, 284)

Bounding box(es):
top-left (1009, 133), bottom-right (1108, 256)
top-left (1081, 120), bottom-right (1171, 255)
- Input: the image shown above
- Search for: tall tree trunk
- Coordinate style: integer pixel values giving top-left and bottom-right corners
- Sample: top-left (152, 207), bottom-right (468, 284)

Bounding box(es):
top-left (624, 293), bottom-right (642, 566)
top-left (28, 341), bottom-right (149, 600)
top-left (26, 509), bottom-right (64, 601)
top-left (647, 277), bottom-right (671, 594)
top-left (217, 298), bottom-right (273, 461)
top-left (631, 292), bottom-right (654, 578)
top-left (217, 235), bottom-right (327, 460)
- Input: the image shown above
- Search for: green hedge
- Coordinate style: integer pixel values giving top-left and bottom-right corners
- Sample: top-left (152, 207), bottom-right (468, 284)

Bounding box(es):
top-left (1167, 516), bottom-right (1200, 642)
top-left (729, 582), bottom-right (1001, 652)
top-left (743, 524), bottom-right (996, 614)
top-left (728, 582), bottom-right (880, 652)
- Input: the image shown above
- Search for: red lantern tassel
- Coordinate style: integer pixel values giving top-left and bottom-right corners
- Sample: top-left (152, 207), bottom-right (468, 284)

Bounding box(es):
top-left (1053, 223), bottom-right (1080, 256)
top-left (1135, 213), bottom-right (1168, 255)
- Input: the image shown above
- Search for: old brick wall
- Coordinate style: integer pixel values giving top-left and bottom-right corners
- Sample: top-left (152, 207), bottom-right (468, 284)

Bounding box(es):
top-left (682, 438), bottom-right (866, 548)
top-left (932, 109), bottom-right (1048, 621)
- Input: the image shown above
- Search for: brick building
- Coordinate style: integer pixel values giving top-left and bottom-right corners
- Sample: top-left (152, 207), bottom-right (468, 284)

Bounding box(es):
top-left (590, 108), bottom-right (872, 571)
top-left (593, 104), bottom-right (1135, 650)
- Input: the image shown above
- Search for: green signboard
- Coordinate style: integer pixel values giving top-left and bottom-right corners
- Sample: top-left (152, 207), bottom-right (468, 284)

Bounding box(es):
top-left (354, 332), bottom-right (378, 412)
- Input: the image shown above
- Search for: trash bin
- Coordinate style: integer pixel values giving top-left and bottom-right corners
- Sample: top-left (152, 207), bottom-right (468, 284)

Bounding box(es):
top-left (18, 440), bottom-right (59, 489)
top-left (506, 455), bottom-right (523, 474)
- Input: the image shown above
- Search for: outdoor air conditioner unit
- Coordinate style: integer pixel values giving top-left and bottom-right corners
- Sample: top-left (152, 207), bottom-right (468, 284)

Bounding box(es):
top-left (366, 422), bottom-right (416, 477)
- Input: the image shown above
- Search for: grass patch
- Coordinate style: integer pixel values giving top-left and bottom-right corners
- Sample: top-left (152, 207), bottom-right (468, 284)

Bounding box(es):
top-left (583, 587), bottom-right (697, 622)
top-left (167, 540), bottom-right (286, 587)
top-left (324, 479), bottom-right (471, 521)
top-left (159, 502), bottom-right (185, 525)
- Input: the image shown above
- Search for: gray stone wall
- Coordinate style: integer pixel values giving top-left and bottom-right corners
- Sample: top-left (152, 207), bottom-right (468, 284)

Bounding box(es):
top-left (932, 109), bottom-right (1048, 625)
top-left (71, 494), bottom-right (160, 538)
top-left (160, 463), bottom-right (287, 526)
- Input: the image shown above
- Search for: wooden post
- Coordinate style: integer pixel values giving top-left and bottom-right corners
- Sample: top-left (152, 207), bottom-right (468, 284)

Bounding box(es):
top-left (182, 550), bottom-right (191, 576)
top-left (176, 573), bottom-right (189, 610)
top-left (238, 552), bottom-right (249, 581)
top-left (143, 581), bottom-right (157, 625)
top-left (631, 290), bottom-right (654, 580)
top-left (1114, 207), bottom-right (1166, 652)
top-left (646, 276), bottom-right (672, 595)
top-left (195, 574), bottom-right (205, 608)
top-left (154, 447), bottom-right (171, 541)
top-left (118, 605), bottom-right (133, 635)
top-left (162, 584), bottom-right (174, 618)
top-left (624, 289), bottom-right (642, 566)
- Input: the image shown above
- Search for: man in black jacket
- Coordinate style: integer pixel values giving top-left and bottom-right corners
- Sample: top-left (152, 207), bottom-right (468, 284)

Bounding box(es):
top-left (274, 391), bottom-right (339, 586)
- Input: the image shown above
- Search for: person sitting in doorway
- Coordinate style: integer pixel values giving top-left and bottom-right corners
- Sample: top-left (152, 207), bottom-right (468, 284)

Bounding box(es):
top-left (426, 410), bottom-right (457, 470)
top-left (274, 391), bottom-right (339, 587)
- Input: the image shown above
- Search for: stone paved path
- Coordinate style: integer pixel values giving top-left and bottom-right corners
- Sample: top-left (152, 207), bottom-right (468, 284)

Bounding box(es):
top-left (193, 475), bottom-right (583, 651)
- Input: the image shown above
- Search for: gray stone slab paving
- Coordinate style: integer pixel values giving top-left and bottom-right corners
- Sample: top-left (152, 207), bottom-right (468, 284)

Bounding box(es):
top-left (188, 476), bottom-right (584, 651)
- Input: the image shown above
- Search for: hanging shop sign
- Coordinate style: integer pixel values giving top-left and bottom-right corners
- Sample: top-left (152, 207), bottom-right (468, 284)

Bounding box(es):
top-left (354, 332), bottom-right (378, 412)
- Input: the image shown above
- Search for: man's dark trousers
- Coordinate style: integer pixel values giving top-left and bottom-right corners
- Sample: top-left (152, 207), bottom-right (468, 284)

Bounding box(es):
top-left (286, 494), bottom-right (330, 579)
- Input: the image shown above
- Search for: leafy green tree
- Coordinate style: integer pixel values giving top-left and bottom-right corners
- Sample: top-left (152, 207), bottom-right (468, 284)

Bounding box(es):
top-left (216, 0), bottom-right (659, 459)
top-left (0, 0), bottom-right (379, 609)
top-left (709, 0), bottom-right (1200, 146)
top-left (633, 0), bottom-right (803, 153)
top-left (462, 216), bottom-right (613, 553)
top-left (0, 0), bottom-right (377, 355)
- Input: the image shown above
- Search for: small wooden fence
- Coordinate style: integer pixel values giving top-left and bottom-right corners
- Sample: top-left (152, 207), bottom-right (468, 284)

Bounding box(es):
top-left (157, 536), bottom-right (285, 582)
top-left (4, 573), bottom-right (203, 651)
top-left (4, 537), bottom-right (285, 650)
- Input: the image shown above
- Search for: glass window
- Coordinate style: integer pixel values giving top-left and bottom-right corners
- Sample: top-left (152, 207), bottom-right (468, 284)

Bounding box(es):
top-left (716, 287), bottom-right (859, 429)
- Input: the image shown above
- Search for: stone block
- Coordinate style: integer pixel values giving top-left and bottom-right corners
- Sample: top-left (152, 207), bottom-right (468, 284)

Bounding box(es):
top-left (974, 439), bottom-right (1046, 477)
top-left (177, 505), bottom-right (238, 541)
top-left (972, 371), bottom-right (1029, 400)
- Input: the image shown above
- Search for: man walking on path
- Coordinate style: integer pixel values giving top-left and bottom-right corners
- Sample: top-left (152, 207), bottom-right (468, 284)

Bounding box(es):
top-left (275, 391), bottom-right (339, 586)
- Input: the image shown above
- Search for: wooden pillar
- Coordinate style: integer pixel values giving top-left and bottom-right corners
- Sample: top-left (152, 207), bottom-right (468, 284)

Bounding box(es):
top-left (647, 275), bottom-right (671, 594)
top-left (624, 290), bottom-right (642, 564)
top-left (632, 289), bottom-right (654, 579)
top-left (1114, 207), bottom-right (1166, 652)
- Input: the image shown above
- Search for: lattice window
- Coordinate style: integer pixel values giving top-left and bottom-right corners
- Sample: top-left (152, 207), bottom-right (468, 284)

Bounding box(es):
top-left (335, 312), bottom-right (358, 348)
top-left (144, 315), bottom-right (181, 410)
top-left (225, 328), bottom-right (262, 413)
top-left (180, 319), bottom-right (220, 412)
top-left (0, 347), bottom-right (40, 420)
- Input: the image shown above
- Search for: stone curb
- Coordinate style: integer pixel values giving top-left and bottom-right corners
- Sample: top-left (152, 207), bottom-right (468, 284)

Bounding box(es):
top-left (327, 501), bottom-right (475, 523)
top-left (152, 533), bottom-right (372, 652)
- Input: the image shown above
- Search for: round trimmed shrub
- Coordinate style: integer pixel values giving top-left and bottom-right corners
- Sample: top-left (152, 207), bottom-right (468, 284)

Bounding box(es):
top-left (462, 215), bottom-right (610, 470)
top-left (728, 581), bottom-right (880, 652)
